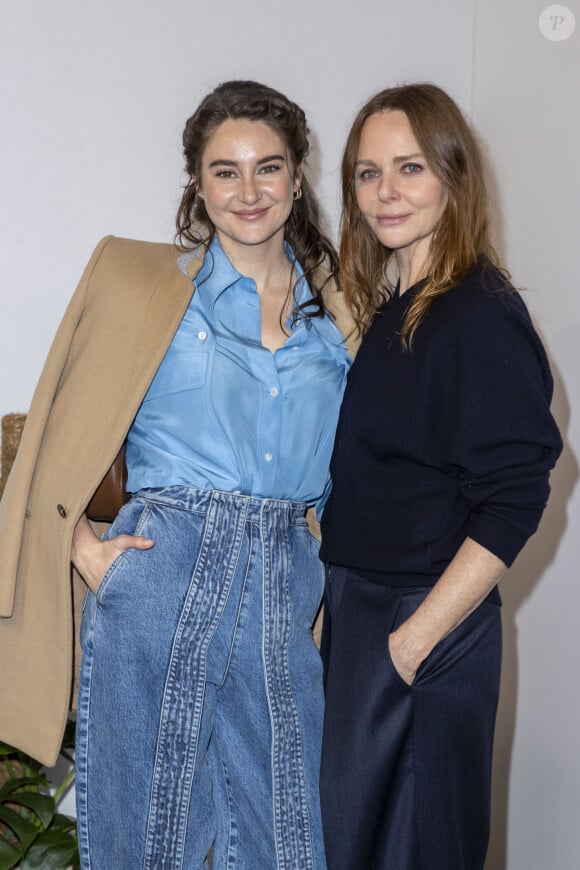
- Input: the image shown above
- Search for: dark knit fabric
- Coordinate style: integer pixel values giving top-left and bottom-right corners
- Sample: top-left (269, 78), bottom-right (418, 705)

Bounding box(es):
top-left (320, 260), bottom-right (562, 584)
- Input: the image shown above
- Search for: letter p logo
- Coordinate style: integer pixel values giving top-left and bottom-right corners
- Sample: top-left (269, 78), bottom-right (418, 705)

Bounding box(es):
top-left (539, 5), bottom-right (576, 41)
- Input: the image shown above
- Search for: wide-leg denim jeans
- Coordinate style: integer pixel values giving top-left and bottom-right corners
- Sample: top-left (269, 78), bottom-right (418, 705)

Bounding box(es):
top-left (76, 487), bottom-right (326, 870)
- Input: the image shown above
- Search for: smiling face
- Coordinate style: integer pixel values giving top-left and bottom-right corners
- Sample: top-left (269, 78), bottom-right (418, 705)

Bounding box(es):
top-left (196, 118), bottom-right (301, 260)
top-left (354, 110), bottom-right (448, 286)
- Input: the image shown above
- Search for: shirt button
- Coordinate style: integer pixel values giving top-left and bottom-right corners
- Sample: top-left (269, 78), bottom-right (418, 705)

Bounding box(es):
top-left (269, 387), bottom-right (279, 397)
top-left (197, 330), bottom-right (207, 341)
top-left (264, 453), bottom-right (273, 462)
top-left (57, 504), bottom-right (67, 518)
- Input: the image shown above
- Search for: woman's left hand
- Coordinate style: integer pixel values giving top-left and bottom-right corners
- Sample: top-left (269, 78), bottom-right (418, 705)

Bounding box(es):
top-left (388, 627), bottom-right (423, 686)
top-left (386, 537), bottom-right (507, 688)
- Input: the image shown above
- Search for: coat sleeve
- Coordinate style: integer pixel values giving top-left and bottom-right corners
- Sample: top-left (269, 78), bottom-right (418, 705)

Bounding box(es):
top-left (0, 236), bottom-right (113, 616)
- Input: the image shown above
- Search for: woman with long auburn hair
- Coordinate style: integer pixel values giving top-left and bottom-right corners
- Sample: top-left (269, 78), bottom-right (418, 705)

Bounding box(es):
top-left (318, 83), bottom-right (562, 869)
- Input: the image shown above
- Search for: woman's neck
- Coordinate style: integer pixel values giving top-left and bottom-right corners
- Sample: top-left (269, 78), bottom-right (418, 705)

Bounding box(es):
top-left (217, 231), bottom-right (292, 296)
top-left (395, 240), bottom-right (430, 295)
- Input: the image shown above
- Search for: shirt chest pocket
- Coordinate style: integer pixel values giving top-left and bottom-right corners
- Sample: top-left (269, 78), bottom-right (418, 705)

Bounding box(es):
top-left (144, 349), bottom-right (210, 401)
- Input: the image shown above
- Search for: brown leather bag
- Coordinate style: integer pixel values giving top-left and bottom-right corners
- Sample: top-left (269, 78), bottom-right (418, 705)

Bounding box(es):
top-left (86, 444), bottom-right (130, 522)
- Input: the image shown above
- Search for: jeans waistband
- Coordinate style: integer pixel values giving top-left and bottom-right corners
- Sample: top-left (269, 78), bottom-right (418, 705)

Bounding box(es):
top-left (134, 486), bottom-right (308, 525)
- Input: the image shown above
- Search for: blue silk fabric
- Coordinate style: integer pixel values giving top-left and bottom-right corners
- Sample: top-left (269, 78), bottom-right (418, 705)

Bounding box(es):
top-left (126, 236), bottom-right (350, 512)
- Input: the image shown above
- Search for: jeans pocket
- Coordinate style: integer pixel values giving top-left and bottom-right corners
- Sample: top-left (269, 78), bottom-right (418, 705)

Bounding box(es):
top-left (95, 498), bottom-right (150, 604)
top-left (296, 517), bottom-right (321, 550)
top-left (95, 549), bottom-right (131, 603)
top-left (298, 525), bottom-right (325, 628)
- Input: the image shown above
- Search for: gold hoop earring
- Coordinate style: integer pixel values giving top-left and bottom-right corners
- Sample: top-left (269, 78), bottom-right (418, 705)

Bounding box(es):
top-left (293, 187), bottom-right (302, 201)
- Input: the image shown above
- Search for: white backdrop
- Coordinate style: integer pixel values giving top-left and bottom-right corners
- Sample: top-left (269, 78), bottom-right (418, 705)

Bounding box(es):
top-left (474, 3), bottom-right (580, 868)
top-left (1, 2), bottom-right (578, 868)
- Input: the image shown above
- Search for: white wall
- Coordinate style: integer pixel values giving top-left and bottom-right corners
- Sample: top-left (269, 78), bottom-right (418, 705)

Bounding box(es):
top-left (473, 3), bottom-right (580, 868)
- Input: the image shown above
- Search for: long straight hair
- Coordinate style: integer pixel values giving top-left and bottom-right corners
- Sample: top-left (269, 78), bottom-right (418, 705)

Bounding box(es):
top-left (340, 83), bottom-right (504, 344)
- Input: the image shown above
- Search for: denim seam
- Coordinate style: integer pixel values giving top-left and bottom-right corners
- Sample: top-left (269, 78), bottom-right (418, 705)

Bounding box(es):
top-left (75, 622), bottom-right (95, 870)
top-left (261, 503), bottom-right (314, 870)
top-left (217, 521), bottom-right (253, 691)
top-left (216, 728), bottom-right (238, 869)
top-left (143, 494), bottom-right (249, 870)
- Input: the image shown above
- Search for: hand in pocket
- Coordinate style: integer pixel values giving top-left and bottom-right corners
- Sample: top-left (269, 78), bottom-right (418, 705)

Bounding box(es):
top-left (388, 628), bottom-right (421, 687)
top-left (72, 513), bottom-right (154, 595)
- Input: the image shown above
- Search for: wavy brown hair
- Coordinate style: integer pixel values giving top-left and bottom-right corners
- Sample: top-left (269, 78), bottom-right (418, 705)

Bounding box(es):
top-left (176, 80), bottom-right (338, 318)
top-left (340, 83), bottom-right (504, 345)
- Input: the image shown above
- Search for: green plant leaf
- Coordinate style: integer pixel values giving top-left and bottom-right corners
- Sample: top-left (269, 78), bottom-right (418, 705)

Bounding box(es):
top-left (0, 835), bottom-right (21, 870)
top-left (19, 828), bottom-right (79, 870)
top-left (0, 805), bottom-right (39, 850)
top-left (0, 775), bottom-right (44, 800)
top-left (0, 728), bottom-right (78, 868)
top-left (6, 793), bottom-right (54, 829)
top-left (50, 814), bottom-right (76, 833)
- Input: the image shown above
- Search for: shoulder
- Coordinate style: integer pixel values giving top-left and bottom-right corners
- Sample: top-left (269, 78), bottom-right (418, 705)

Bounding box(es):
top-left (426, 260), bottom-right (537, 343)
top-left (90, 235), bottom-right (185, 280)
top-left (80, 236), bottom-right (197, 312)
top-left (438, 260), bottom-right (525, 315)
top-left (423, 260), bottom-right (553, 389)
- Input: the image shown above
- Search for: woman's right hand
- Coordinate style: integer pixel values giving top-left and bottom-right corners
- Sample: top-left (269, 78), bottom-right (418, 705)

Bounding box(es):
top-left (71, 512), bottom-right (154, 596)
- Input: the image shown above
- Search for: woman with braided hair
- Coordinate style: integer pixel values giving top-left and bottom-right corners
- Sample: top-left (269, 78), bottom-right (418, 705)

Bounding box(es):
top-left (0, 80), bottom-right (352, 869)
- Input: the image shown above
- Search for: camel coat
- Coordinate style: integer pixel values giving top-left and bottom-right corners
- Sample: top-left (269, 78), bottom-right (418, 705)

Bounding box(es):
top-left (0, 235), bottom-right (357, 766)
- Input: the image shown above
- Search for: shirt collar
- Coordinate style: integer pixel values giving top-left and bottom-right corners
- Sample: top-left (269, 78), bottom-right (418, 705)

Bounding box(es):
top-left (176, 237), bottom-right (349, 363)
top-left (179, 236), bottom-right (309, 307)
top-left (190, 236), bottom-right (248, 308)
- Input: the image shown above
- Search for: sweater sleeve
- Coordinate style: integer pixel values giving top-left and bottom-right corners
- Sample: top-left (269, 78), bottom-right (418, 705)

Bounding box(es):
top-left (428, 285), bottom-right (562, 567)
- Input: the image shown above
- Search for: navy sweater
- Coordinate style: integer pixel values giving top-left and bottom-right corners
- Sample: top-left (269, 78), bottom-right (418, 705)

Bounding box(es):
top-left (320, 261), bottom-right (562, 586)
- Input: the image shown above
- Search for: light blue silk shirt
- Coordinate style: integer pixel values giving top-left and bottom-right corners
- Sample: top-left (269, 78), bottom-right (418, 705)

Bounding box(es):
top-left (126, 237), bottom-right (350, 512)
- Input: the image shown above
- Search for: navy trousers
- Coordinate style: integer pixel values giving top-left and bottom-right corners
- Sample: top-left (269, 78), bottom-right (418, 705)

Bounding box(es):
top-left (320, 565), bottom-right (502, 870)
